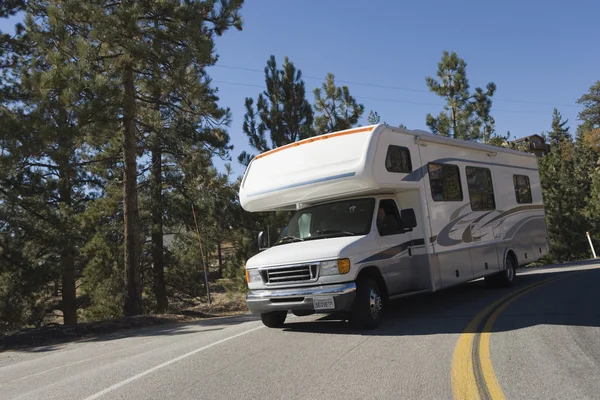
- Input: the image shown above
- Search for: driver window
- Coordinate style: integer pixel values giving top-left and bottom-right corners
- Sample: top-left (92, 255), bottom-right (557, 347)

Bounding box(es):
top-left (377, 199), bottom-right (403, 236)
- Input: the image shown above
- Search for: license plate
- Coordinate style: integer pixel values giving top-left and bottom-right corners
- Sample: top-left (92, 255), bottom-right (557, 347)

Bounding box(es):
top-left (313, 296), bottom-right (335, 310)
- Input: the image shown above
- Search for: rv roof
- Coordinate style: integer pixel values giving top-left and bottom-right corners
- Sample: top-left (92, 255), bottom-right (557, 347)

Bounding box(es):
top-left (250, 124), bottom-right (536, 161)
top-left (393, 126), bottom-right (537, 158)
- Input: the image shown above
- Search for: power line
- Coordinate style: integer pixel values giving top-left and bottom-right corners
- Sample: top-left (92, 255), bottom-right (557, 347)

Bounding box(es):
top-left (212, 80), bottom-right (556, 116)
top-left (212, 64), bottom-right (582, 109)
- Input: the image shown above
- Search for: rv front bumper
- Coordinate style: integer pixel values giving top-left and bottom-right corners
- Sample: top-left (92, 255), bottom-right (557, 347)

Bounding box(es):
top-left (246, 282), bottom-right (357, 314)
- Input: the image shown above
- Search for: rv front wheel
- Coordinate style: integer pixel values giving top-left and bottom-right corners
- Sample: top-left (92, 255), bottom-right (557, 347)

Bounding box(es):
top-left (351, 278), bottom-right (383, 329)
top-left (260, 311), bottom-right (287, 328)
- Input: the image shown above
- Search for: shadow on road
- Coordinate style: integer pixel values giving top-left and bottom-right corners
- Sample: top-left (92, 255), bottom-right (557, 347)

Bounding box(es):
top-left (281, 266), bottom-right (600, 337)
top-left (1, 313), bottom-right (260, 353)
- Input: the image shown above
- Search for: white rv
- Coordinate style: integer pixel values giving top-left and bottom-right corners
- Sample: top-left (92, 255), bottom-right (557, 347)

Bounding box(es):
top-left (239, 124), bottom-right (549, 329)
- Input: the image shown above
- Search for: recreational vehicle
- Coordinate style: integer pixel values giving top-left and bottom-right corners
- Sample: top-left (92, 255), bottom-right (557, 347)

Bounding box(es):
top-left (238, 124), bottom-right (549, 329)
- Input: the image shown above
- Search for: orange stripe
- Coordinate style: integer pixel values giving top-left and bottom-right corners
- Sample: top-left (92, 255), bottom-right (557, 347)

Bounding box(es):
top-left (254, 126), bottom-right (374, 160)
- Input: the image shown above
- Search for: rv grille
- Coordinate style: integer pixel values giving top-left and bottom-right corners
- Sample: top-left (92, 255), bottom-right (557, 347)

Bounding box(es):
top-left (261, 264), bottom-right (318, 285)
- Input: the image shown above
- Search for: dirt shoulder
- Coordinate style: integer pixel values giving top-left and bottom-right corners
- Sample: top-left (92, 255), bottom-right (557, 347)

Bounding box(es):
top-left (1, 297), bottom-right (248, 352)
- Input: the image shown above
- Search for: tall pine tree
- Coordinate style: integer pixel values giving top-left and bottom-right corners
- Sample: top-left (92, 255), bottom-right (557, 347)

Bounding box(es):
top-left (578, 81), bottom-right (600, 250)
top-left (313, 73), bottom-right (364, 135)
top-left (548, 108), bottom-right (570, 143)
top-left (1, 0), bottom-right (113, 325)
top-left (367, 110), bottom-right (380, 124)
top-left (64, 0), bottom-right (244, 316)
top-left (239, 55), bottom-right (313, 166)
top-left (425, 51), bottom-right (496, 141)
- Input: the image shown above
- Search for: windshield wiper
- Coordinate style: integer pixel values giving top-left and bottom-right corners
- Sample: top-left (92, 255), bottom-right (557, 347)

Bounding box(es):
top-left (273, 236), bottom-right (304, 246)
top-left (306, 229), bottom-right (356, 239)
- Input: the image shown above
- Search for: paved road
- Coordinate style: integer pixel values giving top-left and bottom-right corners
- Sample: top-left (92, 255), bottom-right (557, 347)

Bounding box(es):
top-left (1, 261), bottom-right (600, 400)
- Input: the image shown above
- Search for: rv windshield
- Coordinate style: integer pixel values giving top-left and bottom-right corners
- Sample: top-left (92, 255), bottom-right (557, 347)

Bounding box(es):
top-left (274, 198), bottom-right (375, 245)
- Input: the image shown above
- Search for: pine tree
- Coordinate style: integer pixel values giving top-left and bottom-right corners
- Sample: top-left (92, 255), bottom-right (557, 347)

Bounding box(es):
top-left (239, 55), bottom-right (313, 166)
top-left (49, 0), bottom-right (244, 316)
top-left (122, 2), bottom-right (241, 313)
top-left (537, 105), bottom-right (597, 262)
top-left (0, 1), bottom-right (118, 325)
top-left (313, 73), bottom-right (364, 135)
top-left (577, 82), bottom-right (600, 250)
top-left (548, 108), bottom-right (570, 143)
top-left (425, 51), bottom-right (496, 141)
top-left (368, 110), bottom-right (380, 124)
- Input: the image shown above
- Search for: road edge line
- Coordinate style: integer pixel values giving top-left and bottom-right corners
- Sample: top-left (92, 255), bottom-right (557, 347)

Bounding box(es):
top-left (82, 325), bottom-right (263, 400)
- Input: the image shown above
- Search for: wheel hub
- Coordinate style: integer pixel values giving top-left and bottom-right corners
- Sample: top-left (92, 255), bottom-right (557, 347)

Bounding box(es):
top-left (369, 289), bottom-right (382, 319)
top-left (506, 259), bottom-right (514, 281)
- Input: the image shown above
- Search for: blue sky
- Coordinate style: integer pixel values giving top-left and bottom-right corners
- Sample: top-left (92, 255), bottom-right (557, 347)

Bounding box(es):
top-left (2, 0), bottom-right (599, 179)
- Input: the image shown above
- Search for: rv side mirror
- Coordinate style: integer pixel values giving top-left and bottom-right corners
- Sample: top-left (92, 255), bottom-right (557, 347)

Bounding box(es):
top-left (401, 208), bottom-right (417, 231)
top-left (257, 231), bottom-right (268, 250)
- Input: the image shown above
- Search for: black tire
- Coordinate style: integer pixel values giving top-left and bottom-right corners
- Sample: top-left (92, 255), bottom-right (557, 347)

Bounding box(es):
top-left (291, 310), bottom-right (314, 317)
top-left (351, 278), bottom-right (383, 329)
top-left (486, 254), bottom-right (516, 288)
top-left (260, 311), bottom-right (287, 328)
top-left (497, 255), bottom-right (517, 287)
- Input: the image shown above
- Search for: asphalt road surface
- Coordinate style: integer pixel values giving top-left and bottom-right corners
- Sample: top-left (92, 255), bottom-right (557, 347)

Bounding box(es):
top-left (2, 261), bottom-right (600, 400)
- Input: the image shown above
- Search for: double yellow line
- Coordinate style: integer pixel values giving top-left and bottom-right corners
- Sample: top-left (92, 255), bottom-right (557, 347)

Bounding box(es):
top-left (451, 273), bottom-right (577, 400)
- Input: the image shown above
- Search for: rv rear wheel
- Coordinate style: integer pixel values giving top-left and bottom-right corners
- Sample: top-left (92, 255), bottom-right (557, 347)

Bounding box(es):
top-left (351, 278), bottom-right (383, 329)
top-left (260, 311), bottom-right (287, 328)
top-left (486, 255), bottom-right (516, 288)
top-left (497, 255), bottom-right (516, 287)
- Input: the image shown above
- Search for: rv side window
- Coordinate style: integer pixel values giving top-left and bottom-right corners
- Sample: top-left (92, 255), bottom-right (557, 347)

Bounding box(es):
top-left (466, 166), bottom-right (496, 211)
top-left (513, 175), bottom-right (532, 204)
top-left (385, 146), bottom-right (412, 173)
top-left (377, 199), bottom-right (405, 236)
top-left (428, 163), bottom-right (463, 202)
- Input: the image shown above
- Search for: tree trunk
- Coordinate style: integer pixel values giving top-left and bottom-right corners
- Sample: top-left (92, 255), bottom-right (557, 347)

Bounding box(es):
top-left (451, 103), bottom-right (458, 139)
top-left (149, 22), bottom-right (168, 313)
top-left (123, 64), bottom-right (142, 316)
top-left (59, 183), bottom-right (77, 325)
top-left (58, 149), bottom-right (77, 325)
top-left (151, 142), bottom-right (168, 313)
top-left (217, 241), bottom-right (223, 278)
top-left (61, 248), bottom-right (77, 325)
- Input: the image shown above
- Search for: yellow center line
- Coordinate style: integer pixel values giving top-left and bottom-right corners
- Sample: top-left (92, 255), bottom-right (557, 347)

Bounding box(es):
top-left (451, 272), bottom-right (580, 400)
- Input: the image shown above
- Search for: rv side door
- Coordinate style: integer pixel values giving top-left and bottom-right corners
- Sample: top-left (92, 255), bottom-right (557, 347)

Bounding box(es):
top-left (375, 198), bottom-right (414, 295)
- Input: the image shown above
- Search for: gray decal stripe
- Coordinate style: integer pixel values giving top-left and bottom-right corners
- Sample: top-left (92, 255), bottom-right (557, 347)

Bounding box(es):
top-left (472, 210), bottom-right (496, 224)
top-left (434, 206), bottom-right (543, 247)
top-left (436, 213), bottom-right (471, 247)
top-left (503, 215), bottom-right (546, 239)
top-left (450, 203), bottom-right (471, 222)
top-left (461, 210), bottom-right (496, 243)
top-left (358, 238), bottom-right (426, 264)
top-left (479, 205), bottom-right (544, 228)
top-left (434, 216), bottom-right (546, 256)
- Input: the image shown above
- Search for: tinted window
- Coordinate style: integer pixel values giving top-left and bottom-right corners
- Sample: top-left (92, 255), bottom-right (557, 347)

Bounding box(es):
top-left (466, 167), bottom-right (496, 211)
top-left (376, 199), bottom-right (404, 236)
top-left (385, 146), bottom-right (412, 173)
top-left (513, 175), bottom-right (532, 204)
top-left (428, 163), bottom-right (463, 201)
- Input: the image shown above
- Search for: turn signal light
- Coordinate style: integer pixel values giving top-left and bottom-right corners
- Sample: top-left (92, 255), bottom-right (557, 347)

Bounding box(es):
top-left (337, 258), bottom-right (350, 274)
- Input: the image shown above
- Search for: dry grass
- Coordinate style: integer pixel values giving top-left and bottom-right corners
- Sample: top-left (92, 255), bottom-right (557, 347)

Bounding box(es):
top-left (1, 284), bottom-right (249, 352)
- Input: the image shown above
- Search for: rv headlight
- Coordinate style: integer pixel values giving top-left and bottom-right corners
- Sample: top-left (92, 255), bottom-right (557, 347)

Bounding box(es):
top-left (319, 259), bottom-right (351, 276)
top-left (245, 269), bottom-right (262, 284)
